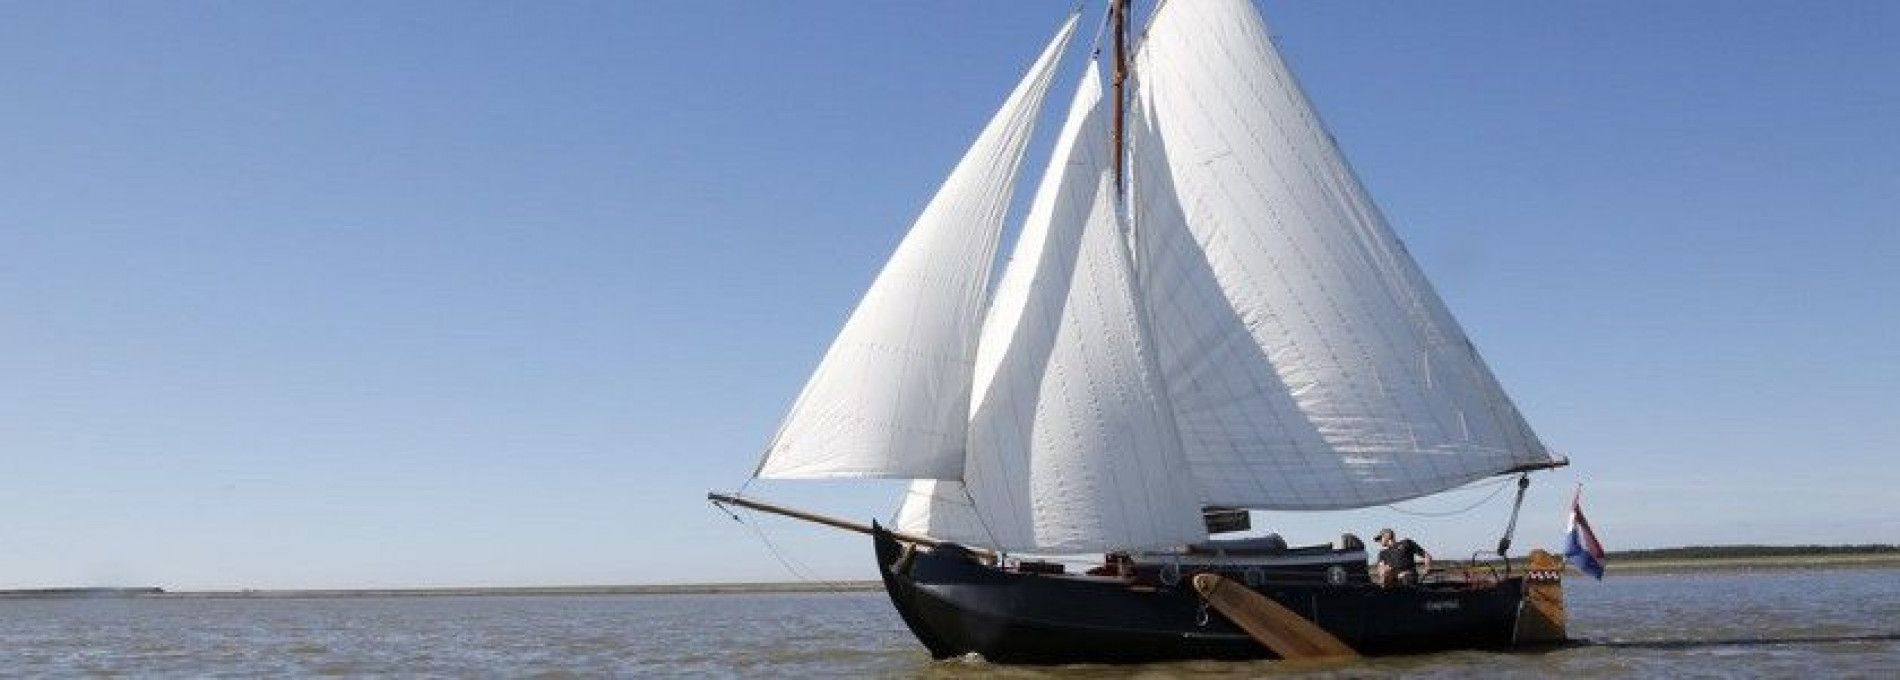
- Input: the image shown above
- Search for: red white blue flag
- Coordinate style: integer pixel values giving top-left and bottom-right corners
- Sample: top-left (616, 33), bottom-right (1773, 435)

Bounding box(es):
top-left (1563, 487), bottom-right (1606, 579)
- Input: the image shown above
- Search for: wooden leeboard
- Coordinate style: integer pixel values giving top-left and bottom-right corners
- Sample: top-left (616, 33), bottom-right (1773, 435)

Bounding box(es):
top-left (1513, 549), bottom-right (1569, 644)
top-left (1192, 573), bottom-right (1359, 660)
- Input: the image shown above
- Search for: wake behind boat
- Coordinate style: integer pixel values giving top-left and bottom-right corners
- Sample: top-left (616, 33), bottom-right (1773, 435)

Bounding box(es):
top-left (714, 0), bottom-right (1571, 663)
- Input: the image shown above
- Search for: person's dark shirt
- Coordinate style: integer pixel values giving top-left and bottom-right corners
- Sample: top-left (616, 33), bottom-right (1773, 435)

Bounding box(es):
top-left (1379, 539), bottom-right (1425, 572)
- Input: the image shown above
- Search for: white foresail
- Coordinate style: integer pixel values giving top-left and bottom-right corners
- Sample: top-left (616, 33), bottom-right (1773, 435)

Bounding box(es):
top-left (756, 14), bottom-right (1079, 480)
top-left (897, 65), bottom-right (1207, 552)
top-left (893, 479), bottom-right (982, 545)
top-left (1127, 0), bottom-right (1554, 509)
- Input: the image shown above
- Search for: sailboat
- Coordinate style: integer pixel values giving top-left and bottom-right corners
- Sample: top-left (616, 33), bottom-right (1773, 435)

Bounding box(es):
top-left (711, 0), bottom-right (1571, 664)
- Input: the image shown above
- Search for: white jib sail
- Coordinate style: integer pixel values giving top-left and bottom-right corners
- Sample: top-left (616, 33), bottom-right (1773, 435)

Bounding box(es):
top-left (757, 14), bottom-right (1079, 480)
top-left (1129, 0), bottom-right (1554, 509)
top-left (899, 64), bottom-right (1207, 553)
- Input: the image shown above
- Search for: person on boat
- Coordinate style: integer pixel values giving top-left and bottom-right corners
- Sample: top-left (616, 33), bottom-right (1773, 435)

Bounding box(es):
top-left (1086, 552), bottom-right (1136, 579)
top-left (1374, 528), bottom-right (1433, 587)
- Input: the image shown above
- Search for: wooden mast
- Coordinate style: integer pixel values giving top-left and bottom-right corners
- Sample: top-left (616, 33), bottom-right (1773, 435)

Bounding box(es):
top-left (1111, 0), bottom-right (1130, 192)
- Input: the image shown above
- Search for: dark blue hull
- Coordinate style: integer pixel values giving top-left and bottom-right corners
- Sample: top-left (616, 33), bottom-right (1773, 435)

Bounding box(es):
top-left (873, 524), bottom-right (1549, 664)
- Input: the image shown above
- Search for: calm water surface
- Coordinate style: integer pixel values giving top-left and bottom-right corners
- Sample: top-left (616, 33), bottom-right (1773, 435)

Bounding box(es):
top-left (1, 568), bottom-right (1894, 677)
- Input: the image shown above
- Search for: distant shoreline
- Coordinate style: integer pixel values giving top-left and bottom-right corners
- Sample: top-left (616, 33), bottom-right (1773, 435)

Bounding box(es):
top-left (7, 552), bottom-right (1895, 600)
top-left (0, 582), bottom-right (884, 600)
top-left (1603, 552), bottom-right (1900, 573)
top-left (159, 581), bottom-right (888, 599)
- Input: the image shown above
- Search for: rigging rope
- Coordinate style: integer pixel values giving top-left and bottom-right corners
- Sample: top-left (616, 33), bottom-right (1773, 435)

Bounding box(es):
top-left (1382, 475), bottom-right (1513, 517)
top-left (1086, 0), bottom-right (1113, 58)
top-left (962, 485), bottom-right (1006, 556)
top-left (715, 502), bottom-right (890, 619)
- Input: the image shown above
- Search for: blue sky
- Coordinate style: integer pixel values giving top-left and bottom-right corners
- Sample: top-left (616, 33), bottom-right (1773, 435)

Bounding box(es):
top-left (1, 1), bottom-right (1894, 589)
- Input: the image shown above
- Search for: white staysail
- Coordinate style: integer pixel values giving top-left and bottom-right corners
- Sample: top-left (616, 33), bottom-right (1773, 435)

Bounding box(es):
top-left (893, 479), bottom-right (983, 546)
top-left (898, 65), bottom-right (1207, 552)
top-left (757, 14), bottom-right (1079, 480)
top-left (1128, 0), bottom-right (1554, 510)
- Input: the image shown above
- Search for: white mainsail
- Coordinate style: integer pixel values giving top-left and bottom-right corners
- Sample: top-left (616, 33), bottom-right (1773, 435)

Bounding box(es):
top-left (897, 65), bottom-right (1206, 552)
top-left (758, 0), bottom-right (1559, 553)
top-left (1127, 0), bottom-right (1554, 510)
top-left (756, 14), bottom-right (1079, 480)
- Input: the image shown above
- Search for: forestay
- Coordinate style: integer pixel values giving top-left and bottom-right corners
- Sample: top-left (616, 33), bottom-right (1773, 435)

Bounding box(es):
top-left (756, 14), bottom-right (1079, 480)
top-left (897, 64), bottom-right (1206, 552)
top-left (1127, 0), bottom-right (1554, 509)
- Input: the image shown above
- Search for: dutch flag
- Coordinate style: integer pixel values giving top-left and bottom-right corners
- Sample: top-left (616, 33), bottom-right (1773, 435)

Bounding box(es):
top-left (1564, 487), bottom-right (1606, 579)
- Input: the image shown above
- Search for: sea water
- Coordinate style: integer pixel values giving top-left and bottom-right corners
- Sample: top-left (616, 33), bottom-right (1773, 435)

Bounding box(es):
top-left (0, 568), bottom-right (1893, 677)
